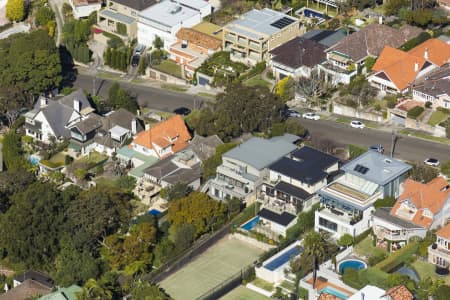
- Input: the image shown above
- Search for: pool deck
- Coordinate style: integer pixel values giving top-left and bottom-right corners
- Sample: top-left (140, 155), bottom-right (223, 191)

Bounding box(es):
top-left (307, 278), bottom-right (353, 297)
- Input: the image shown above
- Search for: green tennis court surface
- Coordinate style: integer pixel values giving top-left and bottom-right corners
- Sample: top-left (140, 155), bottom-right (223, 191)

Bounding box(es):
top-left (160, 236), bottom-right (265, 300)
top-left (220, 286), bottom-right (271, 300)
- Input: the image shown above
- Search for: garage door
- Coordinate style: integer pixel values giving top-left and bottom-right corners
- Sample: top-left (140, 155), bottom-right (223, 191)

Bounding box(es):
top-left (390, 113), bottom-right (405, 126)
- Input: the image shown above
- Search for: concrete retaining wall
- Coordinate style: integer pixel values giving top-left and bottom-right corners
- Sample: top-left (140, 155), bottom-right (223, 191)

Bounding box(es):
top-left (146, 67), bottom-right (187, 85)
top-left (333, 103), bottom-right (384, 122)
top-left (230, 233), bottom-right (275, 251)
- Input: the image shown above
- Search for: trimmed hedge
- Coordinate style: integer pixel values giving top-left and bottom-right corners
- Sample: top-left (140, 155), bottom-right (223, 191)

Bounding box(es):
top-left (400, 32), bottom-right (431, 51)
top-left (375, 242), bottom-right (418, 272)
top-left (407, 106), bottom-right (424, 119)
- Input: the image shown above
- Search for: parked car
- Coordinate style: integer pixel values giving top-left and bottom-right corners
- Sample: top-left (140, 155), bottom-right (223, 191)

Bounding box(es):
top-left (173, 107), bottom-right (191, 116)
top-left (286, 109), bottom-right (301, 118)
top-left (131, 55), bottom-right (140, 67)
top-left (135, 44), bottom-right (145, 55)
top-left (302, 112), bottom-right (320, 120)
top-left (350, 120), bottom-right (365, 129)
top-left (369, 144), bottom-right (384, 154)
top-left (424, 158), bottom-right (440, 167)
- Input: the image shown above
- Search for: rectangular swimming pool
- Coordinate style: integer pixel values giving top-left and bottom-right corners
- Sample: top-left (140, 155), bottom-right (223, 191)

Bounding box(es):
top-left (320, 286), bottom-right (348, 300)
top-left (240, 216), bottom-right (260, 231)
top-left (148, 209), bottom-right (161, 216)
top-left (264, 246), bottom-right (302, 271)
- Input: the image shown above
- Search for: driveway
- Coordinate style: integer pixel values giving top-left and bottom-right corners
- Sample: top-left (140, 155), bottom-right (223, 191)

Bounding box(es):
top-left (0, 23), bottom-right (30, 40)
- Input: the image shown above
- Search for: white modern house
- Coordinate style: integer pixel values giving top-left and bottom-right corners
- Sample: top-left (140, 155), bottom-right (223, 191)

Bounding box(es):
top-left (137, 0), bottom-right (211, 50)
top-left (68, 0), bottom-right (102, 19)
top-left (315, 151), bottom-right (411, 238)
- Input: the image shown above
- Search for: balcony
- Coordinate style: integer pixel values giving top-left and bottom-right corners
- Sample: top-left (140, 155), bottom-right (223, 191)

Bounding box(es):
top-left (320, 61), bottom-right (358, 76)
top-left (317, 206), bottom-right (362, 226)
top-left (208, 178), bottom-right (249, 200)
top-left (373, 226), bottom-right (409, 241)
top-left (429, 244), bottom-right (450, 265)
top-left (321, 181), bottom-right (382, 208)
top-left (224, 34), bottom-right (236, 42)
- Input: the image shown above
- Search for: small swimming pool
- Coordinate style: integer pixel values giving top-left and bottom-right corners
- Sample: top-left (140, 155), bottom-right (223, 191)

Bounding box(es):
top-left (320, 286), bottom-right (348, 300)
top-left (148, 209), bottom-right (161, 216)
top-left (338, 259), bottom-right (367, 274)
top-left (240, 216), bottom-right (260, 231)
top-left (28, 155), bottom-right (40, 166)
top-left (303, 8), bottom-right (325, 19)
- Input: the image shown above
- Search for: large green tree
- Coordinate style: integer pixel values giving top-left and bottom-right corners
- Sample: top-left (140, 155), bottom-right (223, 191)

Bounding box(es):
top-left (107, 82), bottom-right (139, 113)
top-left (303, 231), bottom-right (328, 288)
top-left (6, 0), bottom-right (25, 22)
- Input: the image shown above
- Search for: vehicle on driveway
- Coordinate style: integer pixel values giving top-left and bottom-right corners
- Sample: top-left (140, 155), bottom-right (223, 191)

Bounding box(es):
top-left (369, 144), bottom-right (384, 154)
top-left (302, 112), bottom-right (320, 120)
top-left (424, 158), bottom-right (440, 167)
top-left (350, 120), bottom-right (365, 129)
top-left (131, 55), bottom-right (140, 67)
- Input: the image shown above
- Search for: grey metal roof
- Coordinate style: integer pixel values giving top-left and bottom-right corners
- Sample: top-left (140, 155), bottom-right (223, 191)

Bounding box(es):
top-left (274, 181), bottom-right (312, 200)
top-left (223, 135), bottom-right (298, 171)
top-left (226, 8), bottom-right (298, 38)
top-left (342, 151), bottom-right (412, 186)
top-left (100, 9), bottom-right (135, 24)
top-left (302, 29), bottom-right (347, 48)
top-left (258, 208), bottom-right (297, 226)
top-left (373, 207), bottom-right (424, 229)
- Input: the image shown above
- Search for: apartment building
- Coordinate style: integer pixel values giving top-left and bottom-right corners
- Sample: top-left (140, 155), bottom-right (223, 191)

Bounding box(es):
top-left (222, 8), bottom-right (300, 65)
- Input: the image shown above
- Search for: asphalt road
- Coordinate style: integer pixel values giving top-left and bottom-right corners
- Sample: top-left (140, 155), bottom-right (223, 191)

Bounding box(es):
top-left (73, 73), bottom-right (204, 112)
top-left (298, 118), bottom-right (450, 163)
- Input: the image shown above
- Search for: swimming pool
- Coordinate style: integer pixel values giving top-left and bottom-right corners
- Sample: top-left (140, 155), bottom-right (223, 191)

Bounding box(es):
top-left (338, 259), bottom-right (367, 274)
top-left (320, 286), bottom-right (348, 300)
top-left (28, 155), bottom-right (40, 166)
top-left (303, 8), bottom-right (325, 19)
top-left (240, 216), bottom-right (260, 231)
top-left (148, 209), bottom-right (161, 216)
top-left (264, 246), bottom-right (302, 271)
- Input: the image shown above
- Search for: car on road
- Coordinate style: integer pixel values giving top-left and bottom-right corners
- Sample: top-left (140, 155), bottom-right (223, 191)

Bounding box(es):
top-left (173, 107), bottom-right (191, 116)
top-left (424, 158), bottom-right (440, 167)
top-left (350, 120), bottom-right (365, 129)
top-left (286, 109), bottom-right (301, 118)
top-left (131, 55), bottom-right (140, 67)
top-left (302, 112), bottom-right (320, 120)
top-left (369, 144), bottom-right (384, 154)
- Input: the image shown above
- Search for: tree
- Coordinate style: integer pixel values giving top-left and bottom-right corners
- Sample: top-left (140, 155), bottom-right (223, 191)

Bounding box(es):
top-left (1, 131), bottom-right (29, 170)
top-left (6, 0), bottom-right (25, 22)
top-left (138, 55), bottom-right (147, 75)
top-left (374, 197), bottom-right (396, 209)
top-left (337, 234), bottom-right (354, 247)
top-left (107, 82), bottom-right (138, 113)
top-left (442, 161), bottom-right (450, 177)
top-left (35, 6), bottom-right (55, 26)
top-left (303, 231), bottom-right (328, 288)
top-left (77, 278), bottom-right (112, 300)
top-left (153, 36), bottom-right (164, 50)
top-left (130, 281), bottom-right (171, 300)
top-left (202, 142), bottom-right (238, 179)
top-left (275, 77), bottom-right (295, 102)
top-left (409, 164), bottom-right (439, 183)
top-left (160, 183), bottom-right (193, 201)
top-left (0, 170), bottom-right (35, 212)
top-left (364, 57), bottom-right (376, 72)
top-left (435, 284), bottom-right (450, 300)
top-left (296, 70), bottom-right (331, 108)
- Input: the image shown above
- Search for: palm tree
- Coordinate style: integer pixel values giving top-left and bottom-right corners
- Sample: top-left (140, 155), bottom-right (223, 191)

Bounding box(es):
top-left (77, 279), bottom-right (112, 300)
top-left (303, 231), bottom-right (327, 289)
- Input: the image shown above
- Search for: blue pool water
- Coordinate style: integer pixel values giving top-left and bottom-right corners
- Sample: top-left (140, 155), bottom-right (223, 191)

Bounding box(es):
top-left (28, 155), bottom-right (40, 166)
top-left (148, 209), bottom-right (161, 216)
top-left (339, 259), bottom-right (367, 274)
top-left (320, 286), bottom-right (348, 300)
top-left (303, 8), bottom-right (325, 19)
top-left (264, 246), bottom-right (302, 271)
top-left (240, 216), bottom-right (260, 231)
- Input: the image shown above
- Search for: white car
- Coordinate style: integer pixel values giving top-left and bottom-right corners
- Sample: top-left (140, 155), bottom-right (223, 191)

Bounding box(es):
top-left (424, 158), bottom-right (440, 167)
top-left (302, 112), bottom-right (321, 120)
top-left (350, 120), bottom-right (365, 129)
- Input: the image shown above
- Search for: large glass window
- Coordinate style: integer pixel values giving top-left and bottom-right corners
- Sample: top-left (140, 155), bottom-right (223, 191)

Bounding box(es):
top-left (319, 217), bottom-right (337, 232)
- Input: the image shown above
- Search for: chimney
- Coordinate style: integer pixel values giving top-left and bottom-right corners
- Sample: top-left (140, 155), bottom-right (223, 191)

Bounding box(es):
top-left (145, 123), bottom-right (150, 130)
top-left (131, 118), bottom-right (137, 135)
top-left (424, 48), bottom-right (429, 60)
top-left (73, 99), bottom-right (81, 112)
top-left (378, 16), bottom-right (382, 24)
top-left (414, 62), bottom-right (419, 72)
top-left (40, 96), bottom-right (48, 108)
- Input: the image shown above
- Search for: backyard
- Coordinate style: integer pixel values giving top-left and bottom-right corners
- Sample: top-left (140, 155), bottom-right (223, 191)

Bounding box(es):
top-left (71, 151), bottom-right (108, 170)
top-left (412, 259), bottom-right (450, 285)
top-left (152, 60), bottom-right (182, 78)
top-left (354, 236), bottom-right (387, 259)
top-left (244, 75), bottom-right (272, 88)
top-left (39, 152), bottom-right (66, 169)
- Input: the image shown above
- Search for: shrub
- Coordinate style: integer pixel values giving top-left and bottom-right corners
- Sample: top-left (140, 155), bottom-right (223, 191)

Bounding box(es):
top-left (64, 155), bottom-right (73, 165)
top-left (374, 197), bottom-right (396, 209)
top-left (401, 32), bottom-right (432, 51)
top-left (116, 22), bottom-right (127, 35)
top-left (349, 144), bottom-right (366, 159)
top-left (407, 106), bottom-right (424, 119)
top-left (368, 252), bottom-right (388, 266)
top-left (375, 242), bottom-right (418, 272)
top-left (425, 101), bottom-right (432, 108)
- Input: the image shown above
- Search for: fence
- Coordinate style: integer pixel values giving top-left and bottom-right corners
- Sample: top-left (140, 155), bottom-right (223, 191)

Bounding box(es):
top-left (142, 222), bottom-right (231, 284)
top-left (196, 265), bottom-right (255, 300)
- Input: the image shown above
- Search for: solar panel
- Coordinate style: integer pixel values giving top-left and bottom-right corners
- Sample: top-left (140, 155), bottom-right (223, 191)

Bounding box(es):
top-left (354, 164), bottom-right (369, 174)
top-left (271, 17), bottom-right (295, 29)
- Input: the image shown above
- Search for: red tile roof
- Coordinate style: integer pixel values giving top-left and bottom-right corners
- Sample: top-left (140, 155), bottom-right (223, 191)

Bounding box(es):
top-left (132, 115), bottom-right (191, 158)
top-left (391, 177), bottom-right (450, 228)
top-left (437, 223), bottom-right (450, 240)
top-left (384, 285), bottom-right (414, 300)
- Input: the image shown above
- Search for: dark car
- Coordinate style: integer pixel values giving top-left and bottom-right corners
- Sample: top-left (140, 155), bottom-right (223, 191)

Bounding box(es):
top-left (131, 55), bottom-right (140, 67)
top-left (173, 107), bottom-right (191, 116)
top-left (368, 144), bottom-right (384, 154)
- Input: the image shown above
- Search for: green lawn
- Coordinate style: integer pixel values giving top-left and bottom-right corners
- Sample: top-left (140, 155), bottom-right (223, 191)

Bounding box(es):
top-left (72, 151), bottom-right (108, 170)
top-left (355, 236), bottom-right (386, 258)
top-left (244, 75), bottom-right (271, 88)
top-left (280, 280), bottom-right (296, 292)
top-left (412, 260), bottom-right (450, 285)
top-left (252, 278), bottom-right (274, 292)
top-left (221, 286), bottom-right (271, 300)
top-left (40, 152), bottom-right (67, 169)
top-left (153, 60), bottom-right (182, 78)
top-left (161, 83), bottom-right (188, 92)
top-left (427, 110), bottom-right (449, 126)
top-left (400, 129), bottom-right (450, 145)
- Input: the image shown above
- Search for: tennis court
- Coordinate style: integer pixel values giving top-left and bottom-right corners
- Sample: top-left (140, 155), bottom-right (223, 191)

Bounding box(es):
top-left (160, 236), bottom-right (265, 300)
top-left (220, 286), bottom-right (271, 300)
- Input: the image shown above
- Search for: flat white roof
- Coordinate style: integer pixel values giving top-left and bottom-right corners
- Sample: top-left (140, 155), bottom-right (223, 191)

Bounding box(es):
top-left (139, 0), bottom-right (199, 28)
top-left (347, 285), bottom-right (385, 300)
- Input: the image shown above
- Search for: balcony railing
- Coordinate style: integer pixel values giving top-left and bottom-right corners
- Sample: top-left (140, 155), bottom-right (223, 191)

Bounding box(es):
top-left (374, 227), bottom-right (408, 241)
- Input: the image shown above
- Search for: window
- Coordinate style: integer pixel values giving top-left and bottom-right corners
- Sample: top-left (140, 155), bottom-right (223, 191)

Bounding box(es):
top-left (319, 217), bottom-right (337, 232)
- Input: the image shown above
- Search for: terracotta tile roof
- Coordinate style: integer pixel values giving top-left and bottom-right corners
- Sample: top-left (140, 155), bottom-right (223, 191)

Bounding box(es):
top-left (391, 177), bottom-right (450, 228)
top-left (176, 28), bottom-right (222, 50)
top-left (132, 115), bottom-right (191, 158)
top-left (318, 293), bottom-right (342, 300)
top-left (327, 24), bottom-right (422, 62)
top-left (384, 285), bottom-right (414, 300)
top-left (437, 223), bottom-right (450, 239)
top-left (372, 38), bottom-right (450, 91)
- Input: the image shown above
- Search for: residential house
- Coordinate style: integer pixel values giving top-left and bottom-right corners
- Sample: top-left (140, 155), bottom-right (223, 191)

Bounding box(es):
top-left (24, 89), bottom-right (94, 143)
top-left (382, 285), bottom-right (414, 300)
top-left (137, 0), bottom-right (211, 49)
top-left (412, 65), bottom-right (450, 109)
top-left (347, 285), bottom-right (386, 300)
top-left (269, 37), bottom-right (327, 80)
top-left (97, 0), bottom-right (157, 39)
top-left (38, 285), bottom-right (82, 300)
top-left (315, 151), bottom-right (412, 238)
top-left (223, 8), bottom-right (301, 65)
top-left (258, 146), bottom-right (339, 214)
top-left (69, 108), bottom-right (144, 156)
top-left (169, 26), bottom-right (222, 78)
top-left (301, 29), bottom-right (347, 48)
top-left (188, 134), bottom-right (223, 162)
top-left (130, 114), bottom-right (191, 160)
top-left (0, 271), bottom-right (54, 300)
top-left (368, 38), bottom-right (450, 93)
top-left (207, 134), bottom-right (299, 202)
top-left (429, 222), bottom-right (450, 268)
top-left (373, 177), bottom-right (450, 251)
top-left (68, 0), bottom-right (102, 19)
top-left (258, 208), bottom-right (297, 237)
top-left (318, 24), bottom-right (422, 85)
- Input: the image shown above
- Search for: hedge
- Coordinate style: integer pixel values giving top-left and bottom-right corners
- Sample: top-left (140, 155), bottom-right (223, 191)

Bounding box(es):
top-left (400, 32), bottom-right (431, 51)
top-left (407, 106), bottom-right (424, 119)
top-left (375, 242), bottom-right (418, 272)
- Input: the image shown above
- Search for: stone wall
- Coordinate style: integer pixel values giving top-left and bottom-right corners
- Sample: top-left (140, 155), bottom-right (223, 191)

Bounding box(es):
top-left (146, 67), bottom-right (187, 85)
top-left (333, 103), bottom-right (384, 122)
